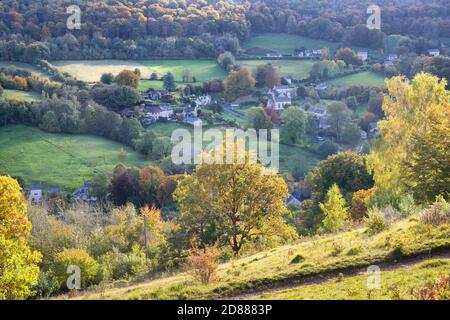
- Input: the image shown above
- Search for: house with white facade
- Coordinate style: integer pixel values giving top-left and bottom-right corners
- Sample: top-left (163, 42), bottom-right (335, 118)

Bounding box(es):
top-left (268, 95), bottom-right (291, 110)
top-left (29, 183), bottom-right (42, 203)
top-left (428, 49), bottom-right (440, 57)
top-left (195, 95), bottom-right (212, 107)
top-left (357, 51), bottom-right (368, 61)
top-left (144, 105), bottom-right (174, 120)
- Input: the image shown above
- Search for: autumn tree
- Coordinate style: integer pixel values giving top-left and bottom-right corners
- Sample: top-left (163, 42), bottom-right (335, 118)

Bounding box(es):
top-left (223, 67), bottom-right (255, 101)
top-left (114, 69), bottom-right (140, 88)
top-left (187, 244), bottom-right (220, 284)
top-left (138, 166), bottom-right (165, 205)
top-left (0, 176), bottom-right (41, 299)
top-left (253, 63), bottom-right (280, 88)
top-left (163, 72), bottom-right (176, 91)
top-left (217, 51), bottom-right (235, 70)
top-left (367, 73), bottom-right (449, 202)
top-left (174, 143), bottom-right (297, 256)
top-left (335, 48), bottom-right (363, 66)
top-left (320, 184), bottom-right (349, 232)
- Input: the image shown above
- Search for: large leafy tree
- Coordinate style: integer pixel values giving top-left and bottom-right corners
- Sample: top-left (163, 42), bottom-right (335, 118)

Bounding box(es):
top-left (224, 67), bottom-right (255, 101)
top-left (306, 151), bottom-right (374, 204)
top-left (174, 143), bottom-right (296, 256)
top-left (0, 176), bottom-right (41, 299)
top-left (367, 73), bottom-right (449, 202)
top-left (281, 106), bottom-right (308, 144)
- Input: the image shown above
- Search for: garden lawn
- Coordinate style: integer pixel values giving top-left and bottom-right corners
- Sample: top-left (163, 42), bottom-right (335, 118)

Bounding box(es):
top-left (0, 125), bottom-right (153, 191)
top-left (0, 61), bottom-right (50, 79)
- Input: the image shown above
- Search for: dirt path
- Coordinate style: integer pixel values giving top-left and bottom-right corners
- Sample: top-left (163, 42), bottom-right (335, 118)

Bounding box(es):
top-left (221, 249), bottom-right (450, 300)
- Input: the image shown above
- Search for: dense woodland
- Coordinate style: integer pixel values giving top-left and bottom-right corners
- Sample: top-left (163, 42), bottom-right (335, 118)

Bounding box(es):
top-left (0, 0), bottom-right (449, 60)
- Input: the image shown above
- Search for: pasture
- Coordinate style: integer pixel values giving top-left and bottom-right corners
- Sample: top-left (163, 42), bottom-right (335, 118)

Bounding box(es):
top-left (242, 33), bottom-right (341, 54)
top-left (0, 125), bottom-right (153, 191)
top-left (0, 61), bottom-right (50, 79)
top-left (238, 59), bottom-right (315, 80)
top-left (2, 89), bottom-right (42, 102)
top-left (328, 71), bottom-right (386, 88)
top-left (52, 59), bottom-right (227, 84)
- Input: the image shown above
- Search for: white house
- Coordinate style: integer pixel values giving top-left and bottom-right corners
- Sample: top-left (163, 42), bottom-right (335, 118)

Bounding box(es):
top-left (145, 105), bottom-right (174, 120)
top-left (357, 51), bottom-right (368, 61)
top-left (387, 54), bottom-right (398, 61)
top-left (195, 95), bottom-right (211, 107)
top-left (428, 49), bottom-right (440, 57)
top-left (29, 183), bottom-right (42, 203)
top-left (272, 85), bottom-right (291, 96)
top-left (268, 95), bottom-right (291, 110)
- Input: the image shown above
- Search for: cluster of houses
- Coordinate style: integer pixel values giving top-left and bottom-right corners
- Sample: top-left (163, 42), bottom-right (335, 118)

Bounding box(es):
top-left (28, 181), bottom-right (96, 204)
top-left (121, 90), bottom-right (213, 127)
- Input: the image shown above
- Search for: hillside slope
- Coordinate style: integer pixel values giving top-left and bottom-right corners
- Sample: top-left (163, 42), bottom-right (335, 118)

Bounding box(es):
top-left (70, 215), bottom-right (450, 300)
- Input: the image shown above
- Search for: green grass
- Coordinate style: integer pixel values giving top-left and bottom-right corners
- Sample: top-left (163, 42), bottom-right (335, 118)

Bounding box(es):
top-left (0, 125), bottom-right (153, 191)
top-left (238, 59), bottom-right (315, 80)
top-left (52, 59), bottom-right (227, 86)
top-left (52, 60), bottom-right (152, 82)
top-left (140, 59), bottom-right (227, 83)
top-left (328, 71), bottom-right (386, 88)
top-left (0, 61), bottom-right (50, 79)
top-left (139, 79), bottom-right (165, 91)
top-left (242, 33), bottom-right (340, 54)
top-left (259, 258), bottom-right (450, 300)
top-left (2, 89), bottom-right (42, 102)
top-left (73, 216), bottom-right (450, 300)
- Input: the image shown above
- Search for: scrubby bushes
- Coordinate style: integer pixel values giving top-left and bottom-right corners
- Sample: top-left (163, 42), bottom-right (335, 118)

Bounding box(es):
top-left (419, 196), bottom-right (450, 226)
top-left (187, 245), bottom-right (221, 284)
top-left (364, 207), bottom-right (386, 235)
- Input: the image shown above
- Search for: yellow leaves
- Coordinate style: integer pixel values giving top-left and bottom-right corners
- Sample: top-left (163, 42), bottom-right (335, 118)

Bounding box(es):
top-left (367, 73), bottom-right (450, 197)
top-left (0, 176), bottom-right (41, 299)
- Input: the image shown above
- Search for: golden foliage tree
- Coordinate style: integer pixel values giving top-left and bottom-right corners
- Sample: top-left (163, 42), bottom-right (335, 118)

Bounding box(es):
top-left (174, 142), bottom-right (297, 256)
top-left (367, 73), bottom-right (449, 202)
top-left (0, 176), bottom-right (41, 299)
top-left (320, 183), bottom-right (349, 233)
top-left (224, 67), bottom-right (256, 101)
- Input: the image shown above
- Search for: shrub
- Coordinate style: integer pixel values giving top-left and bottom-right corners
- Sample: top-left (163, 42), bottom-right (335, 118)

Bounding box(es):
top-left (364, 207), bottom-right (386, 234)
top-left (186, 245), bottom-right (220, 285)
top-left (53, 248), bottom-right (98, 290)
top-left (398, 194), bottom-right (418, 217)
top-left (101, 245), bottom-right (149, 280)
top-left (413, 273), bottom-right (449, 300)
top-left (290, 253), bottom-right (305, 264)
top-left (349, 189), bottom-right (373, 221)
top-left (418, 259), bottom-right (448, 269)
top-left (419, 196), bottom-right (450, 226)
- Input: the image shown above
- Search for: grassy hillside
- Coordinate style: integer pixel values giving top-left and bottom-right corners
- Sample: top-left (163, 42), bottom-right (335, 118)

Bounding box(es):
top-left (242, 33), bottom-right (341, 54)
top-left (2, 89), bottom-right (42, 102)
top-left (238, 59), bottom-right (315, 80)
top-left (259, 258), bottom-right (450, 299)
top-left (73, 215), bottom-right (450, 300)
top-left (0, 125), bottom-right (153, 191)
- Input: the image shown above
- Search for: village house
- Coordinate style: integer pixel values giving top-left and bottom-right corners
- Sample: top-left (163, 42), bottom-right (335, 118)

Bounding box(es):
top-left (266, 52), bottom-right (282, 58)
top-left (357, 51), bottom-right (368, 61)
top-left (72, 180), bottom-right (97, 203)
top-left (195, 95), bottom-right (212, 108)
top-left (307, 106), bottom-right (328, 129)
top-left (314, 83), bottom-right (328, 91)
top-left (285, 194), bottom-right (302, 208)
top-left (267, 95), bottom-right (291, 110)
top-left (387, 54), bottom-right (398, 61)
top-left (144, 104), bottom-right (174, 120)
top-left (427, 49), bottom-right (440, 57)
top-left (29, 183), bottom-right (42, 203)
top-left (368, 121), bottom-right (380, 137)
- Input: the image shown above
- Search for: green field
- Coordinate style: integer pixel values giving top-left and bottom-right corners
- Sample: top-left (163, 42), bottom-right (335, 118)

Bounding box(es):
top-left (140, 59), bottom-right (227, 83)
top-left (0, 125), bottom-right (153, 191)
top-left (52, 59), bottom-right (227, 84)
top-left (328, 71), bottom-right (386, 88)
top-left (242, 33), bottom-right (340, 54)
top-left (2, 89), bottom-right (42, 102)
top-left (0, 61), bottom-right (50, 79)
top-left (259, 258), bottom-right (450, 300)
top-left (238, 59), bottom-right (315, 80)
